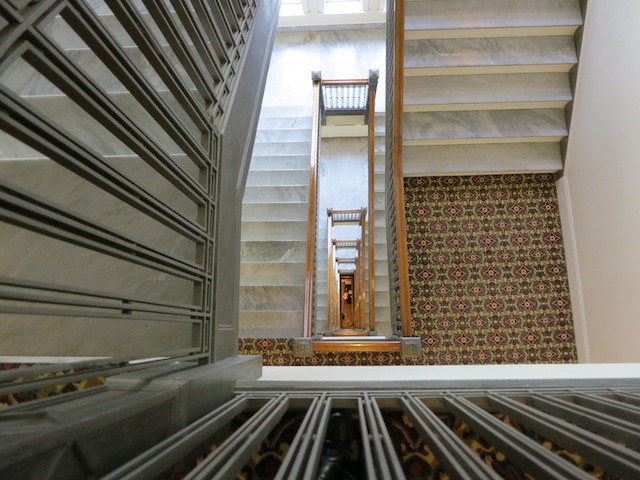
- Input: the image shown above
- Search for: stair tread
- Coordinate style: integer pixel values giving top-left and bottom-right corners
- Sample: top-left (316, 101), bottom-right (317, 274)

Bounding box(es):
top-left (403, 142), bottom-right (563, 176)
top-left (404, 73), bottom-right (572, 108)
top-left (405, 36), bottom-right (577, 70)
top-left (403, 109), bottom-right (567, 143)
top-left (405, 0), bottom-right (583, 31)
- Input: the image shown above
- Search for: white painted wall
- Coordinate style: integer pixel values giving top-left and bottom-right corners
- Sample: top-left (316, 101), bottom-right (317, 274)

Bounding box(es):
top-left (560, 0), bottom-right (640, 362)
top-left (257, 364), bottom-right (640, 384)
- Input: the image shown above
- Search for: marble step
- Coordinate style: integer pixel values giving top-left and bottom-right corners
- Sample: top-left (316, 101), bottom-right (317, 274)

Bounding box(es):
top-left (246, 169), bottom-right (309, 186)
top-left (403, 142), bottom-right (563, 176)
top-left (239, 311), bottom-right (302, 338)
top-left (239, 286), bottom-right (304, 310)
top-left (241, 240), bottom-right (307, 262)
top-left (252, 141), bottom-right (312, 156)
top-left (243, 185), bottom-right (308, 203)
top-left (249, 155), bottom-right (310, 171)
top-left (405, 0), bottom-right (582, 39)
top-left (404, 36), bottom-right (577, 77)
top-left (404, 73), bottom-right (572, 112)
top-left (240, 262), bottom-right (305, 286)
top-left (255, 128), bottom-right (312, 143)
top-left (257, 116), bottom-right (313, 130)
top-left (403, 109), bottom-right (567, 146)
top-left (1, 93), bottom-right (187, 157)
top-left (242, 202), bottom-right (308, 222)
top-left (241, 220), bottom-right (308, 241)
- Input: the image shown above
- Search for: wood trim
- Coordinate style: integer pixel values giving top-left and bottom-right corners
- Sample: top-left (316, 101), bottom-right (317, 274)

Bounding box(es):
top-left (393, 0), bottom-right (413, 337)
top-left (368, 77), bottom-right (376, 333)
top-left (321, 79), bottom-right (369, 86)
top-left (313, 340), bottom-right (401, 353)
top-left (303, 77), bottom-right (321, 337)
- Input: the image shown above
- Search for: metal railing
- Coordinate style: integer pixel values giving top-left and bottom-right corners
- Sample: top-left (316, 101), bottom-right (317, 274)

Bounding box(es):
top-left (303, 72), bottom-right (323, 337)
top-left (385, 0), bottom-right (412, 337)
top-left (304, 71), bottom-right (380, 341)
top-left (0, 0), bottom-right (256, 390)
top-left (87, 383), bottom-right (640, 479)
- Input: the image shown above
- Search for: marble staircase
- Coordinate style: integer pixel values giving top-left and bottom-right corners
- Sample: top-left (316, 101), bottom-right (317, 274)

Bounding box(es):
top-left (312, 115), bottom-right (392, 337)
top-left (402, 0), bottom-right (583, 176)
top-left (372, 129), bottom-right (392, 335)
top-left (239, 106), bottom-right (312, 338)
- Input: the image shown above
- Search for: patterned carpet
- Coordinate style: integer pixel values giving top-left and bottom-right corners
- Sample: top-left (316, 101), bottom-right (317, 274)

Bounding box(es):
top-left (238, 338), bottom-right (419, 366)
top-left (405, 174), bottom-right (577, 365)
top-left (240, 174), bottom-right (577, 366)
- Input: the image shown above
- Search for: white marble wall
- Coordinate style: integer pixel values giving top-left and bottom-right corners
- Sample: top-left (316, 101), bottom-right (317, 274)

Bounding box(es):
top-left (262, 27), bottom-right (386, 111)
top-left (315, 136), bottom-right (370, 332)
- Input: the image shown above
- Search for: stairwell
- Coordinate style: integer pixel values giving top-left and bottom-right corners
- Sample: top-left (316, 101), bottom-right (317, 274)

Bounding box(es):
top-left (401, 0), bottom-right (583, 176)
top-left (239, 106), bottom-right (313, 338)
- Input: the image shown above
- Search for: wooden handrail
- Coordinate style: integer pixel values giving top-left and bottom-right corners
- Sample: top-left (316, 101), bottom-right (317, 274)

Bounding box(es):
top-left (392, 0), bottom-right (413, 336)
top-left (321, 79), bottom-right (369, 86)
top-left (328, 224), bottom-right (334, 331)
top-left (359, 213), bottom-right (366, 330)
top-left (367, 71), bottom-right (377, 333)
top-left (303, 73), bottom-right (322, 337)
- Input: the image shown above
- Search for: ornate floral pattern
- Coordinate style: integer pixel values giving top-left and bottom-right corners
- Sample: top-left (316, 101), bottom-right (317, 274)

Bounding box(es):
top-left (238, 338), bottom-right (419, 366)
top-left (240, 174), bottom-right (577, 366)
top-left (405, 174), bottom-right (577, 365)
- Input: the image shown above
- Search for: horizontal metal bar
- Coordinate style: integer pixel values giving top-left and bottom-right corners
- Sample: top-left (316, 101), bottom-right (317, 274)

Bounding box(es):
top-left (358, 397), bottom-right (377, 480)
top-left (142, 0), bottom-right (216, 103)
top-left (0, 384), bottom-right (109, 414)
top-left (0, 348), bottom-right (202, 385)
top-left (489, 394), bottom-right (640, 479)
top-left (202, 0), bottom-right (234, 46)
top-left (170, 0), bottom-right (227, 77)
top-left (402, 395), bottom-right (501, 480)
top-left (0, 305), bottom-right (202, 325)
top-left (528, 395), bottom-right (640, 448)
top-left (24, 35), bottom-right (209, 205)
top-left (322, 79), bottom-right (369, 86)
top-left (0, 289), bottom-right (203, 318)
top-left (0, 0), bottom-right (60, 61)
top-left (0, 351), bottom-right (206, 398)
top-left (216, 0), bottom-right (239, 33)
top-left (444, 395), bottom-right (592, 480)
top-left (573, 393), bottom-right (640, 424)
top-left (0, 181), bottom-right (205, 281)
top-left (275, 394), bottom-right (331, 480)
top-left (0, 347), bottom-right (201, 384)
top-left (0, 88), bottom-right (207, 243)
top-left (63, 1), bottom-right (212, 166)
top-left (364, 393), bottom-right (406, 480)
top-left (103, 0), bottom-right (211, 137)
top-left (187, 394), bottom-right (289, 480)
top-left (191, 0), bottom-right (232, 64)
top-left (614, 392), bottom-right (640, 408)
top-left (102, 395), bottom-right (250, 480)
top-left (0, 276), bottom-right (199, 311)
top-left (303, 394), bottom-right (333, 480)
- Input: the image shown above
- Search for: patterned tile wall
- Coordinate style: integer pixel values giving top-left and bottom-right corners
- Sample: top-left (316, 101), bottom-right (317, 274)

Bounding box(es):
top-left (405, 174), bottom-right (577, 365)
